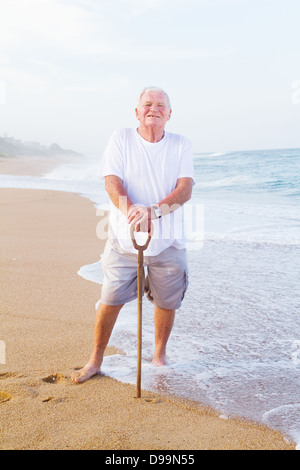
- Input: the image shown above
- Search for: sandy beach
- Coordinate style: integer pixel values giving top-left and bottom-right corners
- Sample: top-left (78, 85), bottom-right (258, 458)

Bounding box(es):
top-left (0, 158), bottom-right (295, 450)
top-left (0, 155), bottom-right (65, 176)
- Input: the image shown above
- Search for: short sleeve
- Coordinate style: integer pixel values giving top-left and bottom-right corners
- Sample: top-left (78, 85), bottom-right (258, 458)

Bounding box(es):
top-left (98, 129), bottom-right (124, 180)
top-left (178, 137), bottom-right (196, 185)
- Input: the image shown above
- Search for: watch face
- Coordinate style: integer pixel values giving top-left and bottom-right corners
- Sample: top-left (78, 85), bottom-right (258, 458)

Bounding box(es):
top-left (155, 207), bottom-right (162, 218)
top-left (152, 205), bottom-right (162, 218)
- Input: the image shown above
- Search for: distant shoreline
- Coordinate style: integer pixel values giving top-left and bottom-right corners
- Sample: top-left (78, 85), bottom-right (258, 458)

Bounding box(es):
top-left (0, 135), bottom-right (84, 159)
top-left (0, 155), bottom-right (69, 177)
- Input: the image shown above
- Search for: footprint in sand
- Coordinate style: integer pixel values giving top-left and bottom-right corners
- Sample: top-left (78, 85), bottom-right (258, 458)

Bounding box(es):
top-left (41, 374), bottom-right (67, 404)
top-left (42, 373), bottom-right (66, 384)
top-left (0, 372), bottom-right (23, 380)
top-left (0, 373), bottom-right (11, 380)
top-left (42, 396), bottom-right (55, 403)
top-left (0, 373), bottom-right (22, 403)
top-left (0, 391), bottom-right (12, 403)
top-left (143, 398), bottom-right (162, 404)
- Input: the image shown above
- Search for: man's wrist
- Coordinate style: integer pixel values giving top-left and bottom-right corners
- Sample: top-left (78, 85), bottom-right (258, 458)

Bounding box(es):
top-left (151, 204), bottom-right (162, 219)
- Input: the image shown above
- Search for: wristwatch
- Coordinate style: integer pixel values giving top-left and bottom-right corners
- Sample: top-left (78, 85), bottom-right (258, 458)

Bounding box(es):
top-left (151, 204), bottom-right (162, 219)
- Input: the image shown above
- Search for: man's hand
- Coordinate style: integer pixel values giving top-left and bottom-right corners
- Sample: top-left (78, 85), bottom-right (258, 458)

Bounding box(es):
top-left (105, 175), bottom-right (194, 234)
top-left (127, 205), bottom-right (152, 232)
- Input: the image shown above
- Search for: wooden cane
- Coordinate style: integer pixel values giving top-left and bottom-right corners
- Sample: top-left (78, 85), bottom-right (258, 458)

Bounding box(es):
top-left (130, 224), bottom-right (152, 398)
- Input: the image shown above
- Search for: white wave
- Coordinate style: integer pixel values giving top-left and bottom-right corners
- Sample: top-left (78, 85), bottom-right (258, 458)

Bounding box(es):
top-left (263, 405), bottom-right (300, 448)
top-left (197, 175), bottom-right (257, 188)
top-left (204, 229), bottom-right (300, 247)
top-left (194, 152), bottom-right (227, 158)
top-left (77, 259), bottom-right (103, 284)
top-left (43, 158), bottom-right (101, 182)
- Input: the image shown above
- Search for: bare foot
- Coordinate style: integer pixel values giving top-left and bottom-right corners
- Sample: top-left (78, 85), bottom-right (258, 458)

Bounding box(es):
top-left (71, 363), bottom-right (101, 383)
top-left (152, 355), bottom-right (168, 367)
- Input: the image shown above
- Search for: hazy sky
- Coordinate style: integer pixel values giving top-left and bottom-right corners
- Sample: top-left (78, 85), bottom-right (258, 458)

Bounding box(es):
top-left (0, 0), bottom-right (299, 156)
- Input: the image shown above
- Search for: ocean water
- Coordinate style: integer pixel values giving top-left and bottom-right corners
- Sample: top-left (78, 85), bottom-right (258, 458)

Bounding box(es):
top-left (1, 147), bottom-right (299, 447)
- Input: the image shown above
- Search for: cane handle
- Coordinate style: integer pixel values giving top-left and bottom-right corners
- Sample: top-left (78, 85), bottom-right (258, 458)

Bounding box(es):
top-left (130, 223), bottom-right (152, 252)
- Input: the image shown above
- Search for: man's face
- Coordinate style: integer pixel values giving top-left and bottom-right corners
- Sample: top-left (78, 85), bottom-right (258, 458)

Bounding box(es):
top-left (135, 91), bottom-right (172, 130)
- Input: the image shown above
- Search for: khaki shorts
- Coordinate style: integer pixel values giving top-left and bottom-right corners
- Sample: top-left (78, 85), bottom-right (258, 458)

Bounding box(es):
top-left (100, 240), bottom-right (189, 310)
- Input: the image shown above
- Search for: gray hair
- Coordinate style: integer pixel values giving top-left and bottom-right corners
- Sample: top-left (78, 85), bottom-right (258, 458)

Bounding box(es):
top-left (137, 87), bottom-right (171, 109)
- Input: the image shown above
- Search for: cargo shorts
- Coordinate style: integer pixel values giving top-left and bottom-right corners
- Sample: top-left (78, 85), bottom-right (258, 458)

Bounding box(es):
top-left (100, 239), bottom-right (189, 310)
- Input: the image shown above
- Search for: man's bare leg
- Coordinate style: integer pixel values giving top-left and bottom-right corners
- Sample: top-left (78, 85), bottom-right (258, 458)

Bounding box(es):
top-left (71, 303), bottom-right (123, 383)
top-left (153, 306), bottom-right (175, 366)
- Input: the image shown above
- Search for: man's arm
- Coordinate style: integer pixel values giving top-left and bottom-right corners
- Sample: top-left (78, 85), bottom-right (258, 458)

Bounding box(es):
top-left (105, 175), bottom-right (193, 231)
top-left (105, 174), bottom-right (150, 232)
top-left (155, 177), bottom-right (193, 216)
top-left (127, 177), bottom-right (194, 230)
top-left (105, 175), bottom-right (134, 217)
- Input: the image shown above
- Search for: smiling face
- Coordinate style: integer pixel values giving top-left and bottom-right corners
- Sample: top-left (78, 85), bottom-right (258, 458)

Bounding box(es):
top-left (135, 90), bottom-right (172, 132)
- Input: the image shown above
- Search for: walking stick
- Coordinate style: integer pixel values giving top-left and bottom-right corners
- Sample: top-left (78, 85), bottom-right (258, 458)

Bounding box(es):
top-left (130, 224), bottom-right (152, 398)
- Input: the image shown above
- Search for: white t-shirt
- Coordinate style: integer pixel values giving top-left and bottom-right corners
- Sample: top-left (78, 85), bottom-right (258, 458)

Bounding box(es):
top-left (99, 128), bottom-right (195, 256)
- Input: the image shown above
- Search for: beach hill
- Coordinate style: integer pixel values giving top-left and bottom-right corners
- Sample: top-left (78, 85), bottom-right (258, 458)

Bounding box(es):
top-left (0, 135), bottom-right (84, 159)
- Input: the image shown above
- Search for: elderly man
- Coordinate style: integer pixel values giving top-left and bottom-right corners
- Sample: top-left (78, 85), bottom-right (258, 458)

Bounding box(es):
top-left (72, 87), bottom-right (194, 383)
